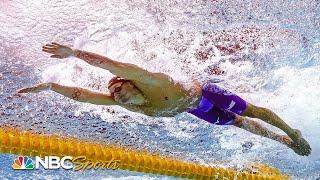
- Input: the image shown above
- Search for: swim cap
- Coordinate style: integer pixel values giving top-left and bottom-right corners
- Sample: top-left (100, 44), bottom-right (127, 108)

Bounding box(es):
top-left (108, 76), bottom-right (130, 89)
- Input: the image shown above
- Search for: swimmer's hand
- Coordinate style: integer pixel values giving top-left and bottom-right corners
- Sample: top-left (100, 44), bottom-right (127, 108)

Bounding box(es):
top-left (42, 42), bottom-right (74, 59)
top-left (17, 83), bottom-right (52, 93)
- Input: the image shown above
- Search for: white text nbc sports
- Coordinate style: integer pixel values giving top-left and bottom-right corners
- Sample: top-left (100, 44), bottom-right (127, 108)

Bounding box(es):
top-left (35, 156), bottom-right (73, 169)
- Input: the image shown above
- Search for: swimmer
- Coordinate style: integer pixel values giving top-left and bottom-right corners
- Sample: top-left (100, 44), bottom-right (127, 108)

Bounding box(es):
top-left (18, 42), bottom-right (311, 156)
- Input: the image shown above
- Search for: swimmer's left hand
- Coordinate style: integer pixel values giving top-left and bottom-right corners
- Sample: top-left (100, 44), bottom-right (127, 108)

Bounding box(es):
top-left (17, 83), bottom-right (52, 93)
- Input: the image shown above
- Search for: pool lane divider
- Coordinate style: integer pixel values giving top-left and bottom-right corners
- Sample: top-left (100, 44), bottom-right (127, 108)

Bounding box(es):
top-left (0, 127), bottom-right (290, 179)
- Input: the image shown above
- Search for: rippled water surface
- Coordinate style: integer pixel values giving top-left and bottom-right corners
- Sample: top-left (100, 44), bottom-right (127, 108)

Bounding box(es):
top-left (0, 0), bottom-right (320, 179)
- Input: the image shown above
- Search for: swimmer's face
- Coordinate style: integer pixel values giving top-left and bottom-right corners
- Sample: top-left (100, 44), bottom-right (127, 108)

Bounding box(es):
top-left (108, 81), bottom-right (146, 105)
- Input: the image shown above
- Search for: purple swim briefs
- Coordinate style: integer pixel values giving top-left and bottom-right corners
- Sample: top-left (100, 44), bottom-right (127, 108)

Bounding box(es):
top-left (188, 82), bottom-right (247, 125)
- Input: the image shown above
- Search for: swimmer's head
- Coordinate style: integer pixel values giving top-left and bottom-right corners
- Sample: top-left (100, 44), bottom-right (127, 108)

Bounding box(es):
top-left (108, 76), bottom-right (146, 105)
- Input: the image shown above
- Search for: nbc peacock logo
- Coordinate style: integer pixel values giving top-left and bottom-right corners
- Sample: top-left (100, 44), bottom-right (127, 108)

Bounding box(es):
top-left (12, 155), bottom-right (34, 170)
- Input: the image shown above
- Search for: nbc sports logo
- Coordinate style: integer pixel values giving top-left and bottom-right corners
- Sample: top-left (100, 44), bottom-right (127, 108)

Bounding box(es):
top-left (12, 156), bottom-right (34, 170)
top-left (11, 155), bottom-right (120, 171)
top-left (11, 155), bottom-right (72, 170)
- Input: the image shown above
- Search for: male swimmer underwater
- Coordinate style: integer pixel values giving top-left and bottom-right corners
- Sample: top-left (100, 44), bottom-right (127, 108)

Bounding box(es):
top-left (18, 42), bottom-right (311, 156)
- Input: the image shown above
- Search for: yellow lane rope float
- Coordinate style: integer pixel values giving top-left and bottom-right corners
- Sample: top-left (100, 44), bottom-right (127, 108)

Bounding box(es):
top-left (0, 127), bottom-right (290, 179)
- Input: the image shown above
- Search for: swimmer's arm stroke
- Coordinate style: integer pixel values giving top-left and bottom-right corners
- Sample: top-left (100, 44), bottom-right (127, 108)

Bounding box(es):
top-left (17, 83), bottom-right (118, 105)
top-left (42, 43), bottom-right (173, 86)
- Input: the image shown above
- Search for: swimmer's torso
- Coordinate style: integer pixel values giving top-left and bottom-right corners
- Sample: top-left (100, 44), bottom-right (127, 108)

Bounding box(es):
top-left (120, 80), bottom-right (201, 117)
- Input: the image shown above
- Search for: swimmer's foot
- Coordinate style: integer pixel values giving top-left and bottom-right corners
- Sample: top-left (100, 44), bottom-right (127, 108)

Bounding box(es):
top-left (293, 129), bottom-right (312, 156)
top-left (282, 130), bottom-right (312, 156)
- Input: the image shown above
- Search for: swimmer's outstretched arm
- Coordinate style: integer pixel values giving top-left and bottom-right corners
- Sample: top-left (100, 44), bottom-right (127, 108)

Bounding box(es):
top-left (42, 43), bottom-right (172, 86)
top-left (17, 83), bottom-right (117, 105)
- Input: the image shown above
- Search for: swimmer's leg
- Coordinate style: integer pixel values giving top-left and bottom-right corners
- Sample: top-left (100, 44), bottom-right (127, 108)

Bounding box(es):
top-left (201, 82), bottom-right (295, 140)
top-left (18, 83), bottom-right (116, 105)
top-left (242, 103), bottom-right (310, 148)
top-left (234, 115), bottom-right (311, 156)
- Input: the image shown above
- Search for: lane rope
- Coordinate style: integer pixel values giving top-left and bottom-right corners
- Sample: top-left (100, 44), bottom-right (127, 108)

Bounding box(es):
top-left (0, 127), bottom-right (290, 179)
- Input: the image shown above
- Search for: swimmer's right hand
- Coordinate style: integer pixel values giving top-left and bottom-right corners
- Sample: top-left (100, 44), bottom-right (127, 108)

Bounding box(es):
top-left (17, 83), bottom-right (52, 93)
top-left (42, 42), bottom-right (74, 59)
